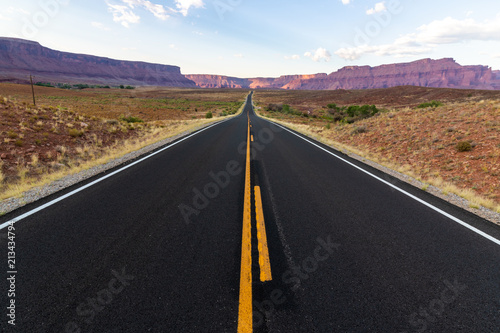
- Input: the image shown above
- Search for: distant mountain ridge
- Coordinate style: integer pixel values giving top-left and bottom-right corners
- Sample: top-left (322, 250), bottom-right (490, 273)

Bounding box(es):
top-left (188, 58), bottom-right (500, 90)
top-left (0, 37), bottom-right (196, 87)
top-left (0, 37), bottom-right (499, 90)
top-left (184, 74), bottom-right (328, 89)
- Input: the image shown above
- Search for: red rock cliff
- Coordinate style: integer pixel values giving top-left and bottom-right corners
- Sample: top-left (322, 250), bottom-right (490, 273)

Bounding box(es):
top-left (292, 58), bottom-right (496, 90)
top-left (188, 59), bottom-right (499, 90)
top-left (0, 37), bottom-right (196, 87)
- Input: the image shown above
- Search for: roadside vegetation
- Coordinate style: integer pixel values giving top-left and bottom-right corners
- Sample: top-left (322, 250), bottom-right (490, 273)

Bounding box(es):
top-left (255, 90), bottom-right (500, 214)
top-left (0, 83), bottom-right (247, 201)
top-left (35, 82), bottom-right (137, 90)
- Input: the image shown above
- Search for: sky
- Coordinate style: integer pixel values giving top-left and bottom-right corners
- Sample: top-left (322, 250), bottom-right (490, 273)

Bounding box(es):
top-left (1, 0), bottom-right (500, 77)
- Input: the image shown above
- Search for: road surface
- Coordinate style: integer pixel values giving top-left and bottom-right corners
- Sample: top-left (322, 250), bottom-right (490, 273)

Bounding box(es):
top-left (1, 92), bottom-right (499, 332)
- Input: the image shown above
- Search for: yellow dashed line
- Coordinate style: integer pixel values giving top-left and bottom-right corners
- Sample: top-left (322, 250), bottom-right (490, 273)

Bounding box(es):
top-left (254, 186), bottom-right (272, 282)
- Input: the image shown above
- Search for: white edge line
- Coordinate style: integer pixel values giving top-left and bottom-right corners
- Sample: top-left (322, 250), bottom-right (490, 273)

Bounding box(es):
top-left (0, 116), bottom-right (237, 230)
top-left (266, 120), bottom-right (500, 247)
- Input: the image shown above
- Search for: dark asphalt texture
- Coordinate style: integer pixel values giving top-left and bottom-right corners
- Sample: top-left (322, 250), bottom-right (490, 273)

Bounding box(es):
top-left (1, 93), bottom-right (500, 332)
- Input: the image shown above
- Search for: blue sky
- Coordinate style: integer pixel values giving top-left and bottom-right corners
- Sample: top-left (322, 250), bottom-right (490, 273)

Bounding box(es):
top-left (1, 0), bottom-right (499, 77)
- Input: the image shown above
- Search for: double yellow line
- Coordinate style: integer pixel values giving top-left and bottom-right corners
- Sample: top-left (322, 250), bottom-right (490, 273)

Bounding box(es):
top-left (237, 117), bottom-right (272, 333)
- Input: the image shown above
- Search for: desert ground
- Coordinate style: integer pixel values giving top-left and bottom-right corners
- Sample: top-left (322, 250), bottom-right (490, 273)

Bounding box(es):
top-left (0, 83), bottom-right (247, 203)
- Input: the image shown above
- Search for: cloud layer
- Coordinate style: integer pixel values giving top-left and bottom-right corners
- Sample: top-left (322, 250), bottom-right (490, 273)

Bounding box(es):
top-left (336, 14), bottom-right (500, 60)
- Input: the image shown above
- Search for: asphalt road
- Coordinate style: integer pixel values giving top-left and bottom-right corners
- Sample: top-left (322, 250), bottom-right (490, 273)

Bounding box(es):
top-left (1, 92), bottom-right (500, 332)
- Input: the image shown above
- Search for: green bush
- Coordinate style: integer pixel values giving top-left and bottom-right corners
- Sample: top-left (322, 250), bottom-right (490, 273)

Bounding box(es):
top-left (120, 116), bottom-right (144, 123)
top-left (418, 100), bottom-right (443, 108)
top-left (456, 141), bottom-right (472, 152)
top-left (35, 82), bottom-right (54, 88)
top-left (326, 104), bottom-right (379, 124)
top-left (205, 111), bottom-right (213, 119)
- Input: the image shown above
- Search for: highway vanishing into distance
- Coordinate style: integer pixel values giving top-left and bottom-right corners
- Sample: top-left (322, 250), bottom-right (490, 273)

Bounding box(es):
top-left (1, 92), bottom-right (500, 332)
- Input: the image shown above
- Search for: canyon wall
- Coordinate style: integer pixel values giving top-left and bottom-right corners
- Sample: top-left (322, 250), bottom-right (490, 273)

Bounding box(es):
top-left (0, 37), bottom-right (196, 87)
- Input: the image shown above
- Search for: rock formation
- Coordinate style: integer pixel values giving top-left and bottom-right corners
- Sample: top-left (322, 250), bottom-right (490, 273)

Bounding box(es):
top-left (188, 59), bottom-right (500, 90)
top-left (0, 37), bottom-right (196, 87)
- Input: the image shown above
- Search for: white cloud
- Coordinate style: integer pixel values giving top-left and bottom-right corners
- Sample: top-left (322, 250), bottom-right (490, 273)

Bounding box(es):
top-left (91, 22), bottom-right (110, 31)
top-left (175, 0), bottom-right (204, 17)
top-left (341, 0), bottom-right (352, 4)
top-left (413, 15), bottom-right (500, 44)
top-left (169, 44), bottom-right (179, 50)
top-left (234, 53), bottom-right (244, 58)
top-left (107, 0), bottom-right (203, 27)
top-left (284, 55), bottom-right (301, 60)
top-left (304, 47), bottom-right (331, 62)
top-left (335, 14), bottom-right (500, 60)
top-left (366, 2), bottom-right (386, 15)
top-left (107, 3), bottom-right (141, 27)
top-left (122, 0), bottom-right (171, 20)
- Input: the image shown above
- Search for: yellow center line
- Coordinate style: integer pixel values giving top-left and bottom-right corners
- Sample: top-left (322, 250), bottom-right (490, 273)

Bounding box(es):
top-left (254, 186), bottom-right (272, 282)
top-left (237, 120), bottom-right (252, 333)
top-left (251, 135), bottom-right (254, 142)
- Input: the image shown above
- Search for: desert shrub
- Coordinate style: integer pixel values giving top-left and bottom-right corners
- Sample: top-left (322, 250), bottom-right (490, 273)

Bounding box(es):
top-left (7, 131), bottom-right (18, 139)
top-left (267, 103), bottom-right (283, 112)
top-left (15, 139), bottom-right (23, 147)
top-left (418, 100), bottom-right (443, 108)
top-left (352, 125), bottom-right (368, 134)
top-left (73, 84), bottom-right (90, 90)
top-left (205, 111), bottom-right (213, 119)
top-left (120, 116), bottom-right (144, 123)
top-left (125, 86), bottom-right (135, 90)
top-left (68, 129), bottom-right (84, 137)
top-left (456, 141), bottom-right (472, 152)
